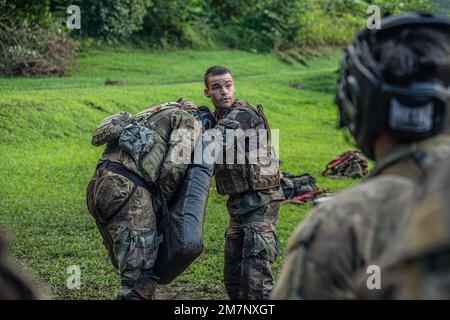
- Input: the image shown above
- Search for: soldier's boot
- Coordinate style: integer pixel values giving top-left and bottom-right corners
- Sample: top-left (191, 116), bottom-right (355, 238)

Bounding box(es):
top-left (132, 274), bottom-right (158, 300)
top-left (116, 290), bottom-right (141, 300)
top-left (116, 273), bottom-right (158, 300)
top-left (116, 282), bottom-right (139, 300)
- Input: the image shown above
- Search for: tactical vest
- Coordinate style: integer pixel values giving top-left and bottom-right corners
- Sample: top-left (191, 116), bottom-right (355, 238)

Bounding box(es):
top-left (214, 101), bottom-right (280, 196)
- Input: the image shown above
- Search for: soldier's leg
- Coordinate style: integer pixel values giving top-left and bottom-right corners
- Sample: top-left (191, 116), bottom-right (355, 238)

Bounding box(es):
top-left (112, 186), bottom-right (160, 300)
top-left (241, 202), bottom-right (280, 300)
top-left (224, 217), bottom-right (244, 300)
top-left (87, 171), bottom-right (159, 300)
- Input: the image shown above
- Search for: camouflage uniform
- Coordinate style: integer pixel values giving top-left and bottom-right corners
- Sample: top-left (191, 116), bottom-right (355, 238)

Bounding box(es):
top-left (87, 102), bottom-right (198, 299)
top-left (214, 99), bottom-right (284, 300)
top-left (358, 156), bottom-right (450, 300)
top-left (273, 134), bottom-right (450, 300)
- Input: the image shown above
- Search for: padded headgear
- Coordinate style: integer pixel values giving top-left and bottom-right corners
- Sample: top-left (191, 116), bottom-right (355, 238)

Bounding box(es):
top-left (336, 13), bottom-right (450, 159)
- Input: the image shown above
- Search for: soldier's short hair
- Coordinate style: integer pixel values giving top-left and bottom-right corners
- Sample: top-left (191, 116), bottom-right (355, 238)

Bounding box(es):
top-left (371, 26), bottom-right (450, 85)
top-left (204, 65), bottom-right (232, 88)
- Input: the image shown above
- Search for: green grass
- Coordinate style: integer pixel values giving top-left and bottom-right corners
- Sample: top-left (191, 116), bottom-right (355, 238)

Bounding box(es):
top-left (0, 47), bottom-right (362, 299)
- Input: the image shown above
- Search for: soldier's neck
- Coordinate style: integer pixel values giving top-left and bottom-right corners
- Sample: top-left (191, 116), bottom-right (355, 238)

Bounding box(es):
top-left (374, 134), bottom-right (398, 161)
top-left (214, 106), bottom-right (229, 120)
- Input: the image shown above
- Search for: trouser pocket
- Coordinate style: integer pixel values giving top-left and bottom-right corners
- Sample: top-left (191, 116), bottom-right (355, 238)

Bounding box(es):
top-left (89, 171), bottom-right (134, 224)
top-left (113, 227), bottom-right (159, 274)
top-left (244, 222), bottom-right (278, 264)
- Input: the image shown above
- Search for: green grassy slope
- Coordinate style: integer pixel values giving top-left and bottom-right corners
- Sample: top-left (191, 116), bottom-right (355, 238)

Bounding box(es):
top-left (0, 48), bottom-right (361, 299)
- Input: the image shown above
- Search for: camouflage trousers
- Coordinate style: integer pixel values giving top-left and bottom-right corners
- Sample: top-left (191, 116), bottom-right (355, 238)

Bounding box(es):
top-left (86, 163), bottom-right (160, 300)
top-left (224, 202), bottom-right (280, 300)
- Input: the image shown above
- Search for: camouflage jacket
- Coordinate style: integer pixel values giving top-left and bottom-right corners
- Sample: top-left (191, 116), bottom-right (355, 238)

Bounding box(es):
top-left (358, 154), bottom-right (450, 299)
top-left (273, 134), bottom-right (450, 300)
top-left (213, 99), bottom-right (284, 216)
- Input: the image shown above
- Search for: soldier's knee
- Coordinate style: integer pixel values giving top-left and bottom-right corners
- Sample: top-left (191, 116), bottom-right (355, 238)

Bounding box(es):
top-left (243, 223), bottom-right (278, 264)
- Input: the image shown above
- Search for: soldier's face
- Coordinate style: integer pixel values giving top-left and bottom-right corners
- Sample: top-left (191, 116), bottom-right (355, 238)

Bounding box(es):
top-left (204, 73), bottom-right (236, 109)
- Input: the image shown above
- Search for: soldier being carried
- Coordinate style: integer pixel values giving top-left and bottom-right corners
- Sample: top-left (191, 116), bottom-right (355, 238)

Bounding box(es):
top-left (87, 98), bottom-right (214, 300)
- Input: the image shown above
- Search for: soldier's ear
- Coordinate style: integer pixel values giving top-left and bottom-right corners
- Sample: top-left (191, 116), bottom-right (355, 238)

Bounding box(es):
top-left (204, 87), bottom-right (210, 98)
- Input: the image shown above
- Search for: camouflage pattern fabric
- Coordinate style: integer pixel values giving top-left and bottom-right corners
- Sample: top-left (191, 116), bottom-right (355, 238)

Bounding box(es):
top-left (357, 156), bottom-right (450, 300)
top-left (115, 102), bottom-right (198, 210)
top-left (87, 101), bottom-right (199, 299)
top-left (224, 202), bottom-right (280, 300)
top-left (272, 134), bottom-right (450, 300)
top-left (321, 150), bottom-right (369, 179)
top-left (91, 111), bottom-right (133, 147)
top-left (86, 167), bottom-right (159, 299)
top-left (213, 99), bottom-right (284, 300)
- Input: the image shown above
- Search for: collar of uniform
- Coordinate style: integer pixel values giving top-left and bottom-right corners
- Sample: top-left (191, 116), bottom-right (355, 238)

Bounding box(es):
top-left (369, 143), bottom-right (421, 178)
top-left (213, 99), bottom-right (248, 121)
top-left (213, 109), bottom-right (228, 122)
top-left (370, 133), bottom-right (450, 178)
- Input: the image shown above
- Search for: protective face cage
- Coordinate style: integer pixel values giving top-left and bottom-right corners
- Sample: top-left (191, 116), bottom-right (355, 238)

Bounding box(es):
top-left (336, 13), bottom-right (450, 160)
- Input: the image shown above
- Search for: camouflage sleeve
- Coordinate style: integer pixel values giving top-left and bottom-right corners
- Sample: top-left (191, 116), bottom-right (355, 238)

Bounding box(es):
top-left (273, 201), bottom-right (376, 300)
top-left (158, 110), bottom-right (198, 202)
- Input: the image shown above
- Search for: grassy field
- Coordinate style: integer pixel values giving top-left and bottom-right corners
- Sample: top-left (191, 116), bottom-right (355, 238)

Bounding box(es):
top-left (0, 47), bottom-right (362, 299)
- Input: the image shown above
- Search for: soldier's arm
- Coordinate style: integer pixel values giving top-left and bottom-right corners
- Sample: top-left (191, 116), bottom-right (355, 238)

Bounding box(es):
top-left (273, 203), bottom-right (371, 300)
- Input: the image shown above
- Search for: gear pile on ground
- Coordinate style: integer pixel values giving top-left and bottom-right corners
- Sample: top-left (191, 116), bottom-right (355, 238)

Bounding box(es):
top-left (281, 172), bottom-right (328, 204)
top-left (321, 150), bottom-right (369, 179)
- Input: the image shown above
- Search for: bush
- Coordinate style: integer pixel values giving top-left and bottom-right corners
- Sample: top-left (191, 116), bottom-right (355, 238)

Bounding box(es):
top-left (372, 0), bottom-right (435, 14)
top-left (75, 0), bottom-right (151, 40)
top-left (0, 16), bottom-right (78, 77)
top-left (206, 0), bottom-right (305, 52)
top-left (139, 0), bottom-right (197, 48)
top-left (295, 0), bottom-right (438, 48)
top-left (0, 0), bottom-right (442, 58)
top-left (0, 0), bottom-right (54, 27)
top-left (297, 0), bottom-right (366, 47)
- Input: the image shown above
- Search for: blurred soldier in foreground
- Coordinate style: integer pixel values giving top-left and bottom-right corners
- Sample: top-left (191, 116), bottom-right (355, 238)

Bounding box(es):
top-left (203, 65), bottom-right (284, 300)
top-left (0, 232), bottom-right (41, 299)
top-left (87, 98), bottom-right (210, 300)
top-left (273, 13), bottom-right (450, 299)
top-left (358, 159), bottom-right (450, 299)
